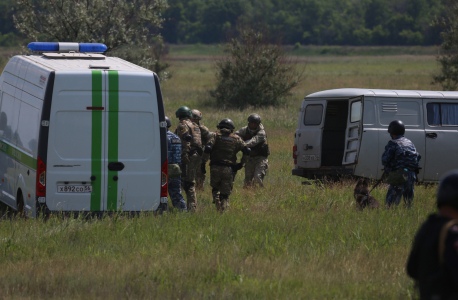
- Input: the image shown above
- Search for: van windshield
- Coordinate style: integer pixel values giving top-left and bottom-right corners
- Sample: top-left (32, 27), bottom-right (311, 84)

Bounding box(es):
top-left (350, 101), bottom-right (362, 123)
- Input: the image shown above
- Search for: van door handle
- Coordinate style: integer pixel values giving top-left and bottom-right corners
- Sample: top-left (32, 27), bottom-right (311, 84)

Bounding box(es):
top-left (426, 132), bottom-right (437, 139)
top-left (108, 162), bottom-right (125, 171)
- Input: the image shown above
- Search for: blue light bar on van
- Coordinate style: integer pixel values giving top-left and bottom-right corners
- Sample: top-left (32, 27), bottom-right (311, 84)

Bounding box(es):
top-left (27, 42), bottom-right (107, 53)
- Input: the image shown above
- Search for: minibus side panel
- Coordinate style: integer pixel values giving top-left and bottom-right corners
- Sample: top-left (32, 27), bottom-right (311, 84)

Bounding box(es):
top-left (295, 100), bottom-right (326, 169)
top-left (342, 97), bottom-right (363, 165)
top-left (354, 97), bottom-right (379, 178)
top-left (423, 99), bottom-right (458, 181)
top-left (376, 98), bottom-right (425, 181)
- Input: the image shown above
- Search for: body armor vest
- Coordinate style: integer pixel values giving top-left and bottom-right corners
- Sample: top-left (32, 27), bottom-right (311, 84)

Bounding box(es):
top-left (210, 133), bottom-right (239, 164)
top-left (180, 119), bottom-right (202, 149)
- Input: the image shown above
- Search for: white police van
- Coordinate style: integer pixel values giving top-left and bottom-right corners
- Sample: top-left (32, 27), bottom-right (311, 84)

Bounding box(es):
top-left (293, 88), bottom-right (458, 182)
top-left (0, 42), bottom-right (168, 217)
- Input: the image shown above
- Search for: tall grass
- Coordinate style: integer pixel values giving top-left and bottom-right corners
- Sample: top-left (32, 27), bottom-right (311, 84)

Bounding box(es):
top-left (0, 51), bottom-right (441, 299)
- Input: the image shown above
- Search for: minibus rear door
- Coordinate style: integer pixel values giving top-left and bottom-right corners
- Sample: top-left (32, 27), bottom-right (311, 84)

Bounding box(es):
top-left (296, 100), bottom-right (326, 169)
top-left (342, 97), bottom-right (364, 165)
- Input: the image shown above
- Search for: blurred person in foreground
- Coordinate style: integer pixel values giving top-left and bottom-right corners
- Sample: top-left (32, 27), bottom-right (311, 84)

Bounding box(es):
top-left (407, 170), bottom-right (458, 300)
top-left (165, 116), bottom-right (187, 211)
top-left (235, 114), bottom-right (269, 188)
top-left (382, 120), bottom-right (421, 208)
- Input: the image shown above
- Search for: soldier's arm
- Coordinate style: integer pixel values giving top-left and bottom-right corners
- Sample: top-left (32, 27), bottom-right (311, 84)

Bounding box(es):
top-left (245, 129), bottom-right (266, 147)
top-left (202, 134), bottom-right (216, 163)
top-left (200, 125), bottom-right (210, 145)
top-left (237, 138), bottom-right (249, 164)
top-left (381, 142), bottom-right (396, 168)
top-left (176, 124), bottom-right (191, 163)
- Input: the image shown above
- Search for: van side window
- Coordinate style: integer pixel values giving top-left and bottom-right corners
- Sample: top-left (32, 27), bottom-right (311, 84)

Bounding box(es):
top-left (350, 101), bottom-right (362, 123)
top-left (427, 103), bottom-right (458, 126)
top-left (303, 104), bottom-right (323, 125)
top-left (0, 93), bottom-right (19, 144)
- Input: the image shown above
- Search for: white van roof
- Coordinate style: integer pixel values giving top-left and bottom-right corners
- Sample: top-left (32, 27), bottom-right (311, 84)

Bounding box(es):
top-left (11, 54), bottom-right (152, 73)
top-left (305, 88), bottom-right (458, 99)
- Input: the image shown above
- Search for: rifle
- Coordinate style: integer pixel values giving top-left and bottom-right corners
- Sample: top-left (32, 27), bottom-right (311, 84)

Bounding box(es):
top-left (369, 171), bottom-right (387, 194)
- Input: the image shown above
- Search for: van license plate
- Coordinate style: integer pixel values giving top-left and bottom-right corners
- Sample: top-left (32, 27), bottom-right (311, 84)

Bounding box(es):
top-left (303, 155), bottom-right (320, 161)
top-left (57, 185), bottom-right (93, 193)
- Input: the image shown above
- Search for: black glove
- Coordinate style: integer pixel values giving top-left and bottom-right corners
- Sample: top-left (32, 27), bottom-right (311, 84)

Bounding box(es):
top-left (242, 146), bottom-right (251, 155)
top-left (204, 144), bottom-right (213, 154)
top-left (201, 163), bottom-right (206, 174)
top-left (234, 162), bottom-right (244, 171)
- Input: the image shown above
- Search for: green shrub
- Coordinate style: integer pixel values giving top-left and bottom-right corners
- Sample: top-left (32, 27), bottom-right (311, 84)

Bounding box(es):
top-left (210, 26), bottom-right (303, 109)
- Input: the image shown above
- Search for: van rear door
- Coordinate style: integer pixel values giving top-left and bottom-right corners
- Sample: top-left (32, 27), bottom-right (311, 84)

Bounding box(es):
top-left (342, 97), bottom-right (363, 165)
top-left (105, 72), bottom-right (161, 211)
top-left (295, 100), bottom-right (326, 169)
top-left (47, 71), bottom-right (107, 211)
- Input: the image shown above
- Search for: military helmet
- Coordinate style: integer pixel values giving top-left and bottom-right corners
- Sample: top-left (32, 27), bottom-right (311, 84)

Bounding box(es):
top-left (248, 114), bottom-right (261, 124)
top-left (175, 106), bottom-right (192, 119)
top-left (437, 170), bottom-right (458, 210)
top-left (165, 116), bottom-right (171, 128)
top-left (217, 118), bottom-right (235, 130)
top-left (191, 109), bottom-right (202, 120)
top-left (388, 120), bottom-right (405, 136)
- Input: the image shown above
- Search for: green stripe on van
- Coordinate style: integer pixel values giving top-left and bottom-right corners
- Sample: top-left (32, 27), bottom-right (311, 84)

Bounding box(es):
top-left (0, 139), bottom-right (37, 169)
top-left (91, 71), bottom-right (103, 211)
top-left (107, 71), bottom-right (119, 211)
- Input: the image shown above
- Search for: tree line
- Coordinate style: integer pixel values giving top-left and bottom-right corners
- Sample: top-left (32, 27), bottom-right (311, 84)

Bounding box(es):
top-left (0, 0), bottom-right (448, 46)
top-left (161, 0), bottom-right (445, 45)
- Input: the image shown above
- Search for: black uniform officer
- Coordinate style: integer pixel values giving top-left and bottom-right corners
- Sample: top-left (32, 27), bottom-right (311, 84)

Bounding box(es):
top-left (407, 170), bottom-right (458, 299)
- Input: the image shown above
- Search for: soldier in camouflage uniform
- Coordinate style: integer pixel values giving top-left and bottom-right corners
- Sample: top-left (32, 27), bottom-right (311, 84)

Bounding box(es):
top-left (190, 109), bottom-right (211, 191)
top-left (382, 120), bottom-right (421, 208)
top-left (165, 116), bottom-right (187, 211)
top-left (202, 118), bottom-right (251, 213)
top-left (235, 114), bottom-right (269, 188)
top-left (174, 106), bottom-right (202, 212)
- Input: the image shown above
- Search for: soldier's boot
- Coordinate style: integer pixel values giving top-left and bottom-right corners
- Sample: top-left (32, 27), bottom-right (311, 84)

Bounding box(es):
top-left (243, 182), bottom-right (253, 189)
top-left (212, 188), bottom-right (220, 204)
top-left (184, 181), bottom-right (197, 212)
top-left (216, 194), bottom-right (229, 213)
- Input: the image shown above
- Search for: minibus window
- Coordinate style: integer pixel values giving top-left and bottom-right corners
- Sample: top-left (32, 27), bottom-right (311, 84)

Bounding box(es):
top-left (427, 103), bottom-right (458, 126)
top-left (303, 104), bottom-right (323, 125)
top-left (350, 101), bottom-right (362, 123)
top-left (441, 104), bottom-right (458, 126)
top-left (427, 103), bottom-right (440, 126)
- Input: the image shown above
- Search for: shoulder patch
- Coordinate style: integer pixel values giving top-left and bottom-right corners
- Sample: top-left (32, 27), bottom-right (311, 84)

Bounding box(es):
top-left (171, 138), bottom-right (181, 144)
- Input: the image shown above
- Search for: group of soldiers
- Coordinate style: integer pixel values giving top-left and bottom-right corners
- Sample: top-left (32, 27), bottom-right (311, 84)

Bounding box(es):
top-left (165, 106), bottom-right (269, 213)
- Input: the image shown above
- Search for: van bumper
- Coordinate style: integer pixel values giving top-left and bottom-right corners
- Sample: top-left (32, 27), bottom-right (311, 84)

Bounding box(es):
top-left (292, 167), bottom-right (354, 179)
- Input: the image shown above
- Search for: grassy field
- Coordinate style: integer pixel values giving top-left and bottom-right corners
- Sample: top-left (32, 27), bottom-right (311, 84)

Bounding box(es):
top-left (0, 48), bottom-right (443, 299)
